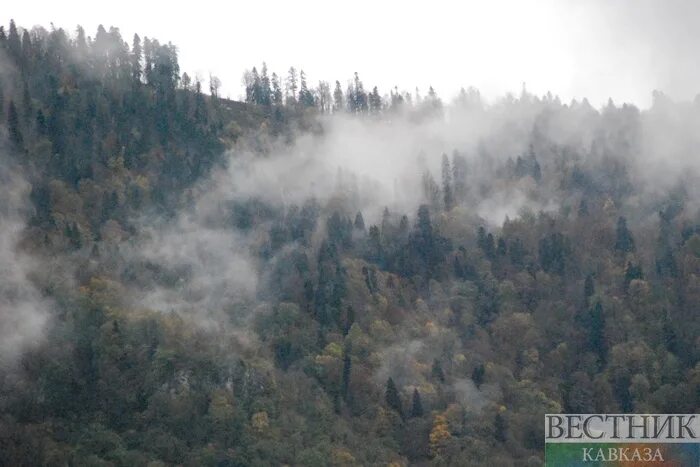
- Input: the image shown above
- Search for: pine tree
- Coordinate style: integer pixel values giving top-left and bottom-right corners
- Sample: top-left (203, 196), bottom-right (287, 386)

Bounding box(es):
top-left (589, 302), bottom-right (607, 364)
top-left (341, 347), bottom-right (352, 402)
top-left (452, 151), bottom-right (467, 201)
top-left (298, 70), bottom-right (314, 107)
top-left (615, 216), bottom-right (635, 253)
top-left (286, 67), bottom-right (298, 105)
top-left (343, 305), bottom-right (355, 336)
top-left (353, 72), bottom-right (367, 113)
top-left (431, 359), bottom-right (445, 383)
top-left (271, 73), bottom-right (283, 106)
top-left (441, 153), bottom-right (453, 210)
top-left (354, 212), bottom-right (365, 230)
top-left (260, 62), bottom-right (272, 106)
top-left (131, 34), bottom-right (142, 82)
top-left (333, 80), bottom-right (344, 113)
top-left (410, 388), bottom-right (423, 417)
top-left (472, 363), bottom-right (485, 389)
top-left (495, 413), bottom-right (507, 442)
top-left (7, 100), bottom-right (23, 147)
top-left (369, 86), bottom-right (382, 114)
top-left (7, 20), bottom-right (21, 61)
top-left (385, 377), bottom-right (404, 419)
top-left (21, 29), bottom-right (32, 68)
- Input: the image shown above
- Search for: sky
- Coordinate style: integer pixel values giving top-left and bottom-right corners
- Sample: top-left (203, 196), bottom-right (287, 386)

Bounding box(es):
top-left (6, 0), bottom-right (700, 108)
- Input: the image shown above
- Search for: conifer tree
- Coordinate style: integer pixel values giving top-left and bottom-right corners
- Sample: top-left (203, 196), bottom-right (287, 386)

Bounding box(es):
top-left (333, 80), bottom-right (344, 113)
top-left (615, 216), bottom-right (635, 253)
top-left (385, 377), bottom-right (404, 419)
top-left (7, 100), bottom-right (23, 147)
top-left (131, 34), bottom-right (142, 82)
top-left (410, 388), bottom-right (423, 417)
top-left (442, 153), bottom-right (453, 210)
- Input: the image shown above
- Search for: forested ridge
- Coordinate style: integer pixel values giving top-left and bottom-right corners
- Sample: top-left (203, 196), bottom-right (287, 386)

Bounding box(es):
top-left (0, 20), bottom-right (699, 467)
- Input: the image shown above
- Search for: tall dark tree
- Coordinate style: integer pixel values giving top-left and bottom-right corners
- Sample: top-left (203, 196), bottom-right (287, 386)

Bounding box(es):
top-left (7, 100), bottom-right (23, 147)
top-left (260, 62), bottom-right (272, 106)
top-left (442, 153), bottom-right (453, 210)
top-left (410, 389), bottom-right (424, 418)
top-left (7, 20), bottom-right (21, 61)
top-left (385, 377), bottom-right (404, 419)
top-left (369, 86), bottom-right (382, 114)
top-left (615, 216), bottom-right (635, 253)
top-left (431, 359), bottom-right (445, 383)
top-left (495, 413), bottom-right (508, 442)
top-left (131, 34), bottom-right (142, 82)
top-left (588, 302), bottom-right (607, 364)
top-left (472, 364), bottom-right (485, 389)
top-left (341, 346), bottom-right (352, 402)
top-left (333, 80), bottom-right (344, 113)
top-left (271, 73), bottom-right (283, 106)
top-left (286, 67), bottom-right (298, 105)
top-left (354, 212), bottom-right (365, 231)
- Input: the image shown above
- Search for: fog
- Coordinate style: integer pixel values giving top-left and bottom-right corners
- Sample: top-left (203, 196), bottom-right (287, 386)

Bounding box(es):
top-left (0, 153), bottom-right (50, 368)
top-left (122, 91), bottom-right (700, 325)
top-left (10, 0), bottom-right (700, 107)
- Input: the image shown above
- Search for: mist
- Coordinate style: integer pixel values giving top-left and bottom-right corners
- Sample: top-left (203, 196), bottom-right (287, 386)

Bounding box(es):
top-left (0, 152), bottom-right (50, 367)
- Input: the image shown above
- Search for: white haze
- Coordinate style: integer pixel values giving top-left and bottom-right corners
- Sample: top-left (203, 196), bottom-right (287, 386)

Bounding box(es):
top-left (0, 154), bottom-right (50, 367)
top-left (9, 0), bottom-right (700, 107)
top-left (121, 93), bottom-right (700, 334)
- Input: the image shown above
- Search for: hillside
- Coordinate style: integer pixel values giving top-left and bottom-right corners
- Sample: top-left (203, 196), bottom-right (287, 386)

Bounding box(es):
top-left (0, 21), bottom-right (699, 467)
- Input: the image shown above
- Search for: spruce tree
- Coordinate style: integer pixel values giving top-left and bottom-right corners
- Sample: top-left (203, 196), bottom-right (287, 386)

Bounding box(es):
top-left (385, 377), bottom-right (404, 419)
top-left (442, 153), bottom-right (453, 210)
top-left (333, 80), bottom-right (344, 113)
top-left (410, 388), bottom-right (424, 417)
top-left (615, 216), bottom-right (635, 253)
top-left (472, 364), bottom-right (485, 389)
top-left (7, 100), bottom-right (23, 147)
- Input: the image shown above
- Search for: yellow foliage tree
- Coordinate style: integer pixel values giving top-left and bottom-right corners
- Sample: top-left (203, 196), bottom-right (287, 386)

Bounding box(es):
top-left (251, 411), bottom-right (269, 434)
top-left (429, 414), bottom-right (452, 458)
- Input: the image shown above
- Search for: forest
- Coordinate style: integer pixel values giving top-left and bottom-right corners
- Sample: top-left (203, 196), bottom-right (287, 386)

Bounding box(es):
top-left (0, 20), bottom-right (699, 466)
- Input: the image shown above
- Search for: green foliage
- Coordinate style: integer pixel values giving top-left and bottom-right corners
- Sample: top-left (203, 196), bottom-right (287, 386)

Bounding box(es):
top-left (2, 19), bottom-right (700, 467)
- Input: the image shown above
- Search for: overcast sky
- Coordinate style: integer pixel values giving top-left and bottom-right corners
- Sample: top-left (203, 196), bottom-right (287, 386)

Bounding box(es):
top-left (7, 0), bottom-right (700, 107)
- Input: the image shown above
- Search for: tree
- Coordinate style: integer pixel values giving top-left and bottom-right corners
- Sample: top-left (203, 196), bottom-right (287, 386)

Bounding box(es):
top-left (442, 153), bottom-right (453, 210)
top-left (333, 81), bottom-right (344, 113)
top-left (615, 216), bottom-right (635, 253)
top-left (385, 377), bottom-right (404, 419)
top-left (369, 86), bottom-right (382, 114)
top-left (286, 67), bottom-right (298, 105)
top-left (429, 414), bottom-right (451, 458)
top-left (271, 73), bottom-right (283, 106)
top-left (7, 20), bottom-right (21, 61)
top-left (244, 67), bottom-right (261, 104)
top-left (341, 346), bottom-right (352, 402)
top-left (495, 412), bottom-right (507, 442)
top-left (7, 100), bottom-right (23, 147)
top-left (588, 302), bottom-right (607, 364)
top-left (260, 62), bottom-right (272, 106)
top-left (410, 388), bottom-right (423, 417)
top-left (472, 363), bottom-right (485, 389)
top-left (316, 81), bottom-right (331, 113)
top-left (209, 74), bottom-right (221, 100)
top-left (298, 70), bottom-right (315, 108)
top-left (131, 34), bottom-right (142, 82)
top-left (354, 212), bottom-right (365, 231)
top-left (431, 359), bottom-right (445, 383)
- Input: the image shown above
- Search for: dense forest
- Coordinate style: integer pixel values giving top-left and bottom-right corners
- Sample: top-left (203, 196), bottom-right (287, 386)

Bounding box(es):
top-left (1, 20), bottom-right (699, 466)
